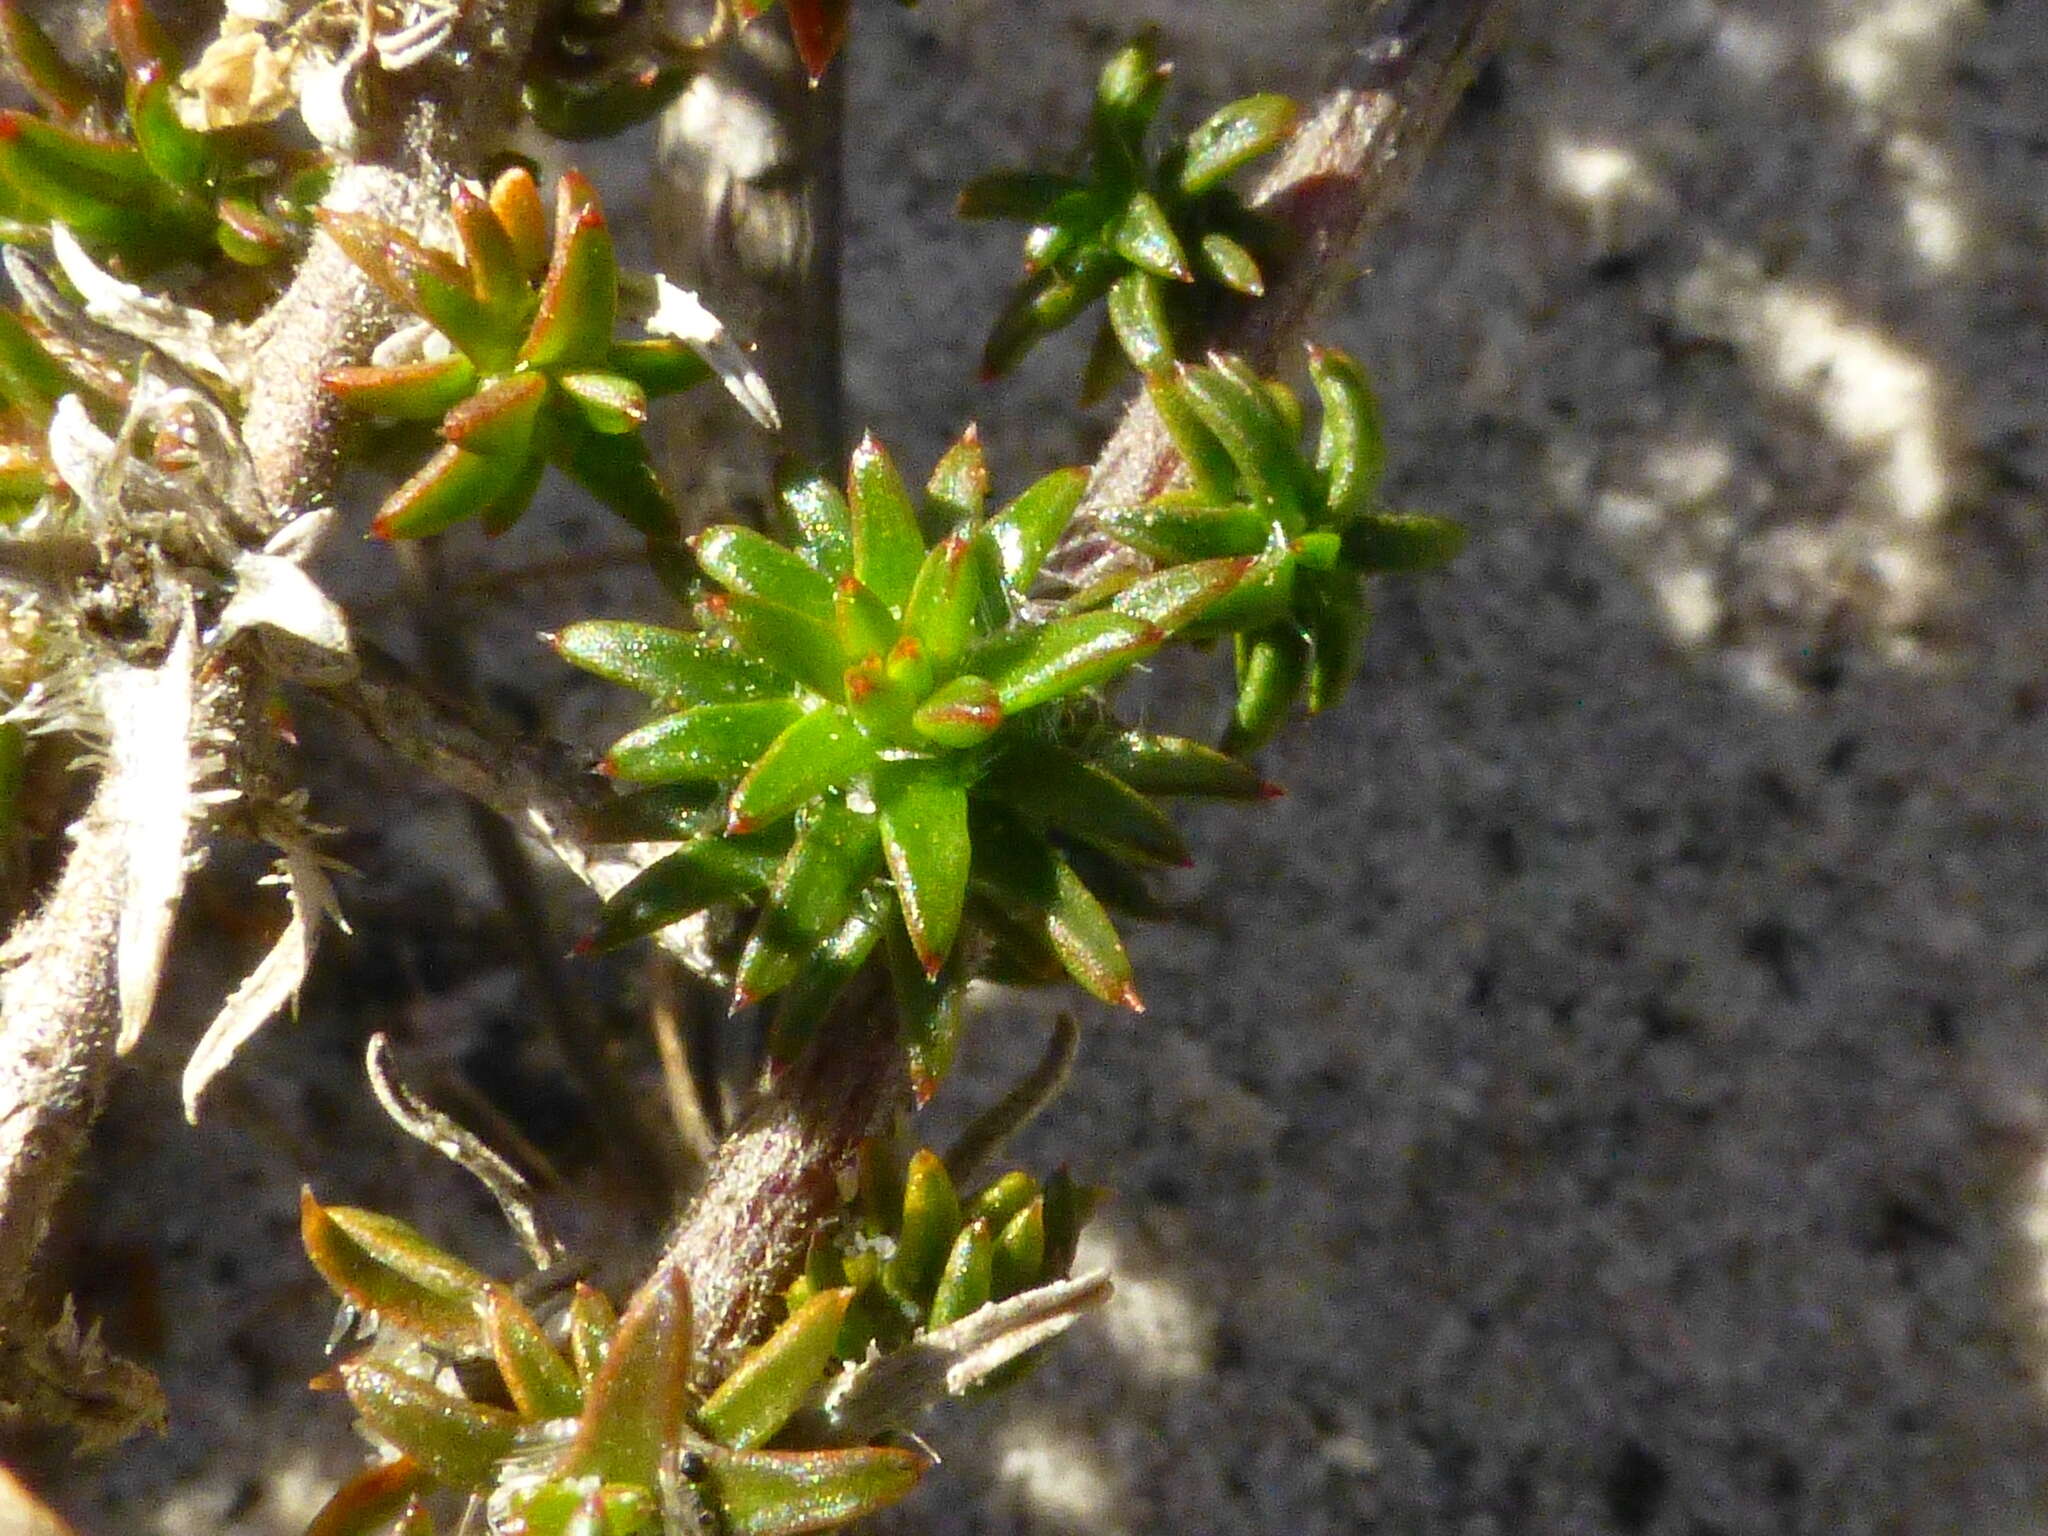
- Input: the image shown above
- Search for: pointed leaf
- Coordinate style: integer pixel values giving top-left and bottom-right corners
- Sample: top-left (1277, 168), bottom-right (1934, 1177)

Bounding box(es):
top-left (1144, 367), bottom-right (1240, 498)
top-left (1109, 189), bottom-right (1192, 282)
top-left (583, 782), bottom-right (721, 843)
top-left (521, 171), bottom-right (616, 371)
top-left (785, 0), bottom-right (849, 81)
top-left (451, 182), bottom-right (532, 321)
top-left (971, 816), bottom-right (1139, 1009)
top-left (1338, 511), bottom-right (1465, 572)
top-left (687, 1441), bottom-right (924, 1536)
top-left (980, 741), bottom-right (1187, 865)
top-left (477, 448), bottom-right (546, 536)
top-left (900, 534), bottom-right (983, 670)
top-left (1196, 230), bottom-right (1265, 296)
top-left (985, 465), bottom-right (1086, 598)
top-left (698, 1288), bottom-right (853, 1449)
top-left (887, 917), bottom-right (966, 1101)
top-left (976, 610), bottom-right (1163, 715)
top-left (554, 428), bottom-right (677, 538)
top-left (372, 444), bottom-right (522, 539)
top-left (1225, 624), bottom-right (1308, 753)
top-left (1179, 93), bottom-right (1298, 194)
top-left (559, 370), bottom-right (647, 435)
top-left (847, 434), bottom-right (926, 611)
top-left (1307, 344), bottom-right (1386, 522)
top-left (108, 0), bottom-right (173, 80)
top-left (1110, 554), bottom-right (1258, 633)
top-left (482, 1285), bottom-right (583, 1420)
top-left (927, 1219), bottom-right (994, 1330)
top-left (910, 674), bottom-right (1003, 749)
top-left (568, 1283), bottom-right (619, 1385)
top-left (1085, 729), bottom-right (1267, 799)
top-left (1178, 357), bottom-right (1317, 509)
top-left (1041, 1169), bottom-right (1102, 1278)
top-left (603, 699), bottom-right (803, 784)
top-left (726, 705), bottom-right (875, 834)
top-left (992, 1199), bottom-right (1048, 1300)
top-left (381, 231), bottom-right (506, 366)
top-left (128, 70), bottom-right (210, 192)
top-left (699, 591), bottom-right (845, 698)
top-left (1302, 569), bottom-right (1367, 714)
top-left (604, 337), bottom-right (713, 397)
top-left (489, 165), bottom-right (550, 281)
top-left (551, 621), bottom-right (775, 707)
top-left (570, 1265), bottom-right (692, 1487)
top-left (876, 758), bottom-right (969, 974)
top-left (0, 305), bottom-right (72, 424)
top-left (734, 799), bottom-right (882, 1006)
top-left (774, 458), bottom-right (854, 577)
top-left (301, 1191), bottom-right (491, 1351)
top-left (522, 59), bottom-right (691, 140)
top-left (1095, 493), bottom-right (1271, 563)
top-left (767, 891), bottom-right (886, 1065)
top-left (884, 1149), bottom-right (960, 1308)
top-left (441, 371), bottom-right (547, 458)
top-left (324, 354), bottom-right (479, 421)
top-left (925, 428), bottom-right (988, 527)
top-left (694, 524), bottom-right (837, 620)
top-left (0, 1), bottom-right (94, 119)
top-left (1106, 269), bottom-right (1174, 375)
top-left (304, 1458), bottom-right (428, 1536)
top-left (832, 575), bottom-right (897, 662)
top-left (340, 1362), bottom-right (519, 1490)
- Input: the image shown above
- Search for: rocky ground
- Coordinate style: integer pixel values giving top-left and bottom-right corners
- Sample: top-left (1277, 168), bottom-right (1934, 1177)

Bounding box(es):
top-left (15, 0), bottom-right (2048, 1531)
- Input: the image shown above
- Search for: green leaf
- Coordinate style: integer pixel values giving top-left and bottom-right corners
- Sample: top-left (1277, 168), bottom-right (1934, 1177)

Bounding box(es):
top-left (1106, 269), bottom-right (1175, 376)
top-left (694, 524), bottom-right (838, 621)
top-left (1093, 33), bottom-right (1167, 151)
top-left (1178, 357), bottom-right (1317, 510)
top-left (971, 816), bottom-right (1139, 1008)
top-left (901, 534), bottom-right (984, 671)
top-left (1179, 93), bottom-right (1298, 194)
top-left (727, 706), bottom-right (875, 834)
top-left (604, 337), bottom-right (713, 397)
top-left (685, 1441), bottom-right (924, 1536)
top-left (0, 306), bottom-right (73, 425)
top-left (559, 370), bottom-right (648, 435)
top-left (324, 354), bottom-right (479, 421)
top-left (887, 917), bottom-right (966, 1101)
top-left (570, 1264), bottom-right (692, 1488)
top-left (382, 231), bottom-right (508, 367)
top-left (927, 1220), bottom-right (994, 1329)
top-left (300, 1191), bottom-right (491, 1351)
top-left (127, 70), bottom-right (210, 192)
top-left (583, 783), bottom-right (720, 843)
top-left (481, 1285), bottom-right (583, 1420)
top-left (962, 1171), bottom-right (1039, 1231)
top-left (992, 1198), bottom-right (1048, 1300)
top-left (1109, 554), bottom-right (1259, 633)
top-left (0, 0), bottom-right (95, 119)
top-left (441, 371), bottom-right (548, 458)
top-left (1302, 569), bottom-right (1367, 714)
top-left (767, 891), bottom-right (886, 1065)
top-left (370, 443), bottom-right (519, 538)
top-left (340, 1362), bottom-right (519, 1491)
top-left (875, 759), bottom-right (970, 975)
top-left (555, 429), bottom-right (677, 539)
top-left (1196, 230), bottom-right (1265, 296)
top-left (926, 428), bottom-right (989, 527)
top-left (489, 166), bottom-right (551, 281)
top-left (602, 699), bottom-right (804, 783)
top-left (1307, 344), bottom-right (1386, 523)
top-left (1094, 493), bottom-right (1271, 563)
top-left (1085, 729), bottom-right (1267, 799)
top-left (698, 1288), bottom-right (852, 1450)
top-left (451, 182), bottom-right (532, 322)
top-left (910, 674), bottom-right (1003, 749)
top-left (1144, 368), bottom-right (1241, 499)
top-left (985, 466), bottom-right (1086, 600)
top-left (522, 59), bottom-right (692, 140)
top-left (521, 171), bottom-right (616, 371)
top-left (1042, 1168), bottom-right (1102, 1277)
top-left (1338, 511), bottom-right (1466, 572)
top-left (733, 799), bottom-right (883, 1006)
top-left (977, 611), bottom-right (1163, 715)
top-left (551, 622), bottom-right (776, 707)
top-left (774, 458), bottom-right (854, 578)
top-left (1225, 624), bottom-right (1308, 753)
top-left (303, 1458), bottom-right (428, 1536)
top-left (107, 0), bottom-right (173, 79)
top-left (980, 741), bottom-right (1188, 865)
top-left (956, 170), bottom-right (1082, 221)
top-left (884, 1149), bottom-right (960, 1307)
top-left (1109, 189), bottom-right (1192, 282)
top-left (699, 591), bottom-right (846, 699)
top-left (568, 1283), bottom-right (619, 1385)
top-left (832, 575), bottom-right (897, 665)
top-left (847, 433), bottom-right (926, 611)
top-left (477, 449), bottom-right (547, 536)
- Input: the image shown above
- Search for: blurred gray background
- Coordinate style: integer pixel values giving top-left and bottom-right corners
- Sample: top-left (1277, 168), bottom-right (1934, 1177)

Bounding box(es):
top-left (25, 0), bottom-right (2048, 1531)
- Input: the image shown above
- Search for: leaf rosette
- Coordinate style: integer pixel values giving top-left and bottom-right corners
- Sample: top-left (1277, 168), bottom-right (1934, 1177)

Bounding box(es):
top-left (558, 429), bottom-right (1272, 1094)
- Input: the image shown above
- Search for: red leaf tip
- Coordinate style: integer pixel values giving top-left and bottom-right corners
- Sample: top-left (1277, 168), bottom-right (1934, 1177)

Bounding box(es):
top-left (1117, 983), bottom-right (1147, 1014)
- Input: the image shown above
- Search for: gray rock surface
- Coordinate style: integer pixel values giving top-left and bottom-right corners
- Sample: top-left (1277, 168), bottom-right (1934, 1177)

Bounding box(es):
top-left (21, 0), bottom-right (2048, 1532)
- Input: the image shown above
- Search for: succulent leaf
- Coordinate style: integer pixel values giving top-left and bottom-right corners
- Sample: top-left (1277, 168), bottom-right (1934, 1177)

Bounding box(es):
top-left (340, 1363), bottom-right (520, 1490)
top-left (301, 1191), bottom-right (492, 1351)
top-left (697, 1288), bottom-right (853, 1450)
top-left (569, 1265), bottom-right (693, 1488)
